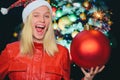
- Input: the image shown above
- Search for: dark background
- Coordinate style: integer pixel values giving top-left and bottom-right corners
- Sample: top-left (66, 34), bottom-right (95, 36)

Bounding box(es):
top-left (0, 0), bottom-right (120, 80)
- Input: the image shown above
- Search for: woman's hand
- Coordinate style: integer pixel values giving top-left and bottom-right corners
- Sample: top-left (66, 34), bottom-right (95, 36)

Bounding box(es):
top-left (81, 65), bottom-right (105, 80)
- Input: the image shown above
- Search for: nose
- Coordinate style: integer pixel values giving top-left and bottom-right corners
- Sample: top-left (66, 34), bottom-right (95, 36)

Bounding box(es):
top-left (40, 16), bottom-right (45, 23)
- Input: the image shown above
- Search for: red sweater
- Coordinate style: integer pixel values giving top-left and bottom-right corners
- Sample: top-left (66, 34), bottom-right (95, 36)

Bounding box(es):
top-left (0, 41), bottom-right (70, 80)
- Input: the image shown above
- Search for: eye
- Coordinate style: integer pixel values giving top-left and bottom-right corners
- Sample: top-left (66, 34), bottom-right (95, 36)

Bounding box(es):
top-left (33, 14), bottom-right (39, 17)
top-left (44, 15), bottom-right (50, 18)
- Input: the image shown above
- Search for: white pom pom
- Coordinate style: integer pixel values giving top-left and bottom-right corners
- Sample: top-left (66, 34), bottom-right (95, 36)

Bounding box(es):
top-left (0, 8), bottom-right (8, 15)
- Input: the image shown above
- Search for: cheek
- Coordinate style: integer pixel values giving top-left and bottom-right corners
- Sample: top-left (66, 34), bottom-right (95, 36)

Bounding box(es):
top-left (46, 20), bottom-right (50, 27)
top-left (32, 26), bottom-right (36, 35)
top-left (31, 22), bottom-right (35, 32)
top-left (31, 17), bottom-right (37, 26)
top-left (31, 20), bottom-right (36, 27)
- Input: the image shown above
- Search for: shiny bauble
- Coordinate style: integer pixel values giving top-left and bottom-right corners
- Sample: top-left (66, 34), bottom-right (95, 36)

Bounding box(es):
top-left (82, 1), bottom-right (92, 10)
top-left (70, 30), bottom-right (111, 69)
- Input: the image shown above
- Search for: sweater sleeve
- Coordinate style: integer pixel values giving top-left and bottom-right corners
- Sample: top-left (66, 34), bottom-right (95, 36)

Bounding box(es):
top-left (61, 47), bottom-right (71, 80)
top-left (0, 45), bottom-right (14, 79)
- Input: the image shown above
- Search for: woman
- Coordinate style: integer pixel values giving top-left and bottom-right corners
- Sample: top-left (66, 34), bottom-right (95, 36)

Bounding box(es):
top-left (0, 0), bottom-right (105, 80)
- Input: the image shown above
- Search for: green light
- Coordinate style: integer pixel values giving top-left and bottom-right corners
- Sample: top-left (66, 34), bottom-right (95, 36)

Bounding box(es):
top-left (68, 14), bottom-right (77, 22)
top-left (56, 10), bottom-right (63, 18)
top-left (110, 42), bottom-right (112, 46)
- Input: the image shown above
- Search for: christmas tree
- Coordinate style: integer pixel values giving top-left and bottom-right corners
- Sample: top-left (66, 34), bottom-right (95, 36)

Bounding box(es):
top-left (50, 0), bottom-right (112, 50)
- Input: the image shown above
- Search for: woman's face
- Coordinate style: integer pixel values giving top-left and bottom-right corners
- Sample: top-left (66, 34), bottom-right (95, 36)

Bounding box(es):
top-left (31, 6), bottom-right (51, 43)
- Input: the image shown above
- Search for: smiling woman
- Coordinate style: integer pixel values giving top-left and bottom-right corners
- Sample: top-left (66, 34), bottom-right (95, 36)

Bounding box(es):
top-left (31, 6), bottom-right (51, 43)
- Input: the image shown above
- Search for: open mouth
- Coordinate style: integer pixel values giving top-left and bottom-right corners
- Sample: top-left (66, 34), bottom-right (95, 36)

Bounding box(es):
top-left (35, 25), bottom-right (45, 33)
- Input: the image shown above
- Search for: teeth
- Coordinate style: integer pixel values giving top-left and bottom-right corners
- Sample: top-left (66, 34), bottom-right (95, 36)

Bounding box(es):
top-left (37, 25), bottom-right (44, 27)
top-left (36, 24), bottom-right (43, 27)
top-left (35, 25), bottom-right (45, 29)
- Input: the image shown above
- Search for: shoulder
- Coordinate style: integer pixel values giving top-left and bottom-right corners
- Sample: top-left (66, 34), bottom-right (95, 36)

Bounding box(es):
top-left (3, 41), bottom-right (20, 53)
top-left (0, 41), bottom-right (20, 58)
top-left (57, 44), bottom-right (68, 52)
top-left (6, 41), bottom-right (20, 48)
top-left (56, 44), bottom-right (70, 63)
top-left (56, 44), bottom-right (69, 56)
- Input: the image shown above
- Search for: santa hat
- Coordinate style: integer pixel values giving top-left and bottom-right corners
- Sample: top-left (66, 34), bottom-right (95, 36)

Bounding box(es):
top-left (0, 0), bottom-right (52, 23)
top-left (0, 0), bottom-right (28, 15)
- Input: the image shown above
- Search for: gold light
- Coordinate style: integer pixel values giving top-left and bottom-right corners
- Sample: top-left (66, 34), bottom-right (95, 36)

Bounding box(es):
top-left (93, 11), bottom-right (104, 20)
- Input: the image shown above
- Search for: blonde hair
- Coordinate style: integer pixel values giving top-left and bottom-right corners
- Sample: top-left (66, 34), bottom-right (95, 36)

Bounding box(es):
top-left (20, 12), bottom-right (58, 56)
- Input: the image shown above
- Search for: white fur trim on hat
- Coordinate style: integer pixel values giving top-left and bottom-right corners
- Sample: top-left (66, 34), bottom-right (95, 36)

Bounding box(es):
top-left (22, 0), bottom-right (52, 23)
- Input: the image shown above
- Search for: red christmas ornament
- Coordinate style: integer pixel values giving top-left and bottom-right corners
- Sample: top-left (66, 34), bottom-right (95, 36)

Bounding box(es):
top-left (70, 30), bottom-right (111, 69)
top-left (52, 7), bottom-right (57, 16)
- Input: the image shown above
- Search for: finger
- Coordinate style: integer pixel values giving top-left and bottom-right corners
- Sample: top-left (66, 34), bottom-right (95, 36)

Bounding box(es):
top-left (81, 67), bottom-right (87, 74)
top-left (94, 66), bottom-right (99, 74)
top-left (90, 67), bottom-right (94, 74)
top-left (98, 65), bottom-right (105, 72)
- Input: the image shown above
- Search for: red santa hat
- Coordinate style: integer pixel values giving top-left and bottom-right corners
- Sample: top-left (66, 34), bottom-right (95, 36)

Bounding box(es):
top-left (0, 0), bottom-right (28, 15)
top-left (0, 0), bottom-right (52, 23)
